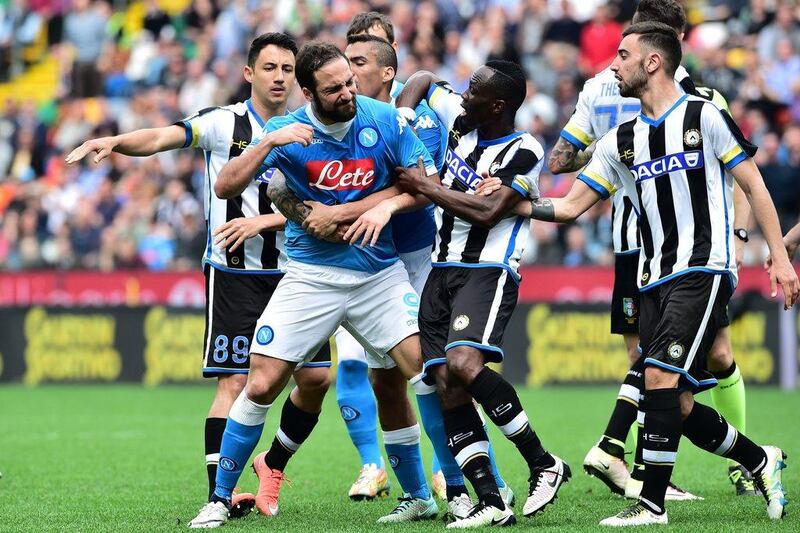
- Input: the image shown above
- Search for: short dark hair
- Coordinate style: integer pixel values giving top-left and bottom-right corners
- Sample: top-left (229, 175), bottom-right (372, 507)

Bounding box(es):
top-left (295, 41), bottom-right (348, 91)
top-left (485, 60), bottom-right (527, 112)
top-left (247, 33), bottom-right (298, 67)
top-left (346, 11), bottom-right (395, 43)
top-left (632, 0), bottom-right (686, 34)
top-left (622, 22), bottom-right (683, 77)
top-left (346, 33), bottom-right (398, 72)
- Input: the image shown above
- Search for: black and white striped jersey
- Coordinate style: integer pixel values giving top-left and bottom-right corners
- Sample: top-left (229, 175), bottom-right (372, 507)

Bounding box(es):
top-left (560, 65), bottom-right (747, 255)
top-left (178, 100), bottom-right (285, 274)
top-left (426, 82), bottom-right (545, 277)
top-left (578, 94), bottom-right (753, 289)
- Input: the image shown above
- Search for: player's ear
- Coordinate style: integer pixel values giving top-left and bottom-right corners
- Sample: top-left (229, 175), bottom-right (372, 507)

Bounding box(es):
top-left (382, 66), bottom-right (395, 85)
top-left (493, 99), bottom-right (506, 115)
top-left (243, 65), bottom-right (254, 84)
top-left (301, 86), bottom-right (314, 103)
top-left (646, 52), bottom-right (661, 74)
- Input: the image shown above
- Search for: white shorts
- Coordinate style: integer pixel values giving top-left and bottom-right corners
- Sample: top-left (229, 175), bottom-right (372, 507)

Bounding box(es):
top-left (252, 260), bottom-right (419, 368)
top-left (400, 247), bottom-right (433, 295)
top-left (335, 247), bottom-right (432, 369)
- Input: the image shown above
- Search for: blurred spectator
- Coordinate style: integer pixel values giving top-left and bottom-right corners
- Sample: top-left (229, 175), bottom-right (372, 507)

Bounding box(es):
top-left (64, 0), bottom-right (109, 98)
top-left (1, 0), bottom-right (799, 272)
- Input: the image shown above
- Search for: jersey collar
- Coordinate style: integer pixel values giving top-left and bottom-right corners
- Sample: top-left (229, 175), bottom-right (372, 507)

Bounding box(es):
top-left (305, 103), bottom-right (354, 141)
top-left (245, 99), bottom-right (266, 128)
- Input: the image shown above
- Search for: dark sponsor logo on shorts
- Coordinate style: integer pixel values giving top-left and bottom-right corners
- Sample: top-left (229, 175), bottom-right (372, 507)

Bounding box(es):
top-left (256, 325), bottom-right (274, 345)
top-left (219, 457), bottom-right (238, 471)
top-left (388, 455), bottom-right (400, 468)
top-left (340, 405), bottom-right (360, 421)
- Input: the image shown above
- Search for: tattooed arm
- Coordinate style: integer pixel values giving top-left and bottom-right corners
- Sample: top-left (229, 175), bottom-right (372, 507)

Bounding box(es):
top-left (547, 136), bottom-right (595, 174)
top-left (266, 170), bottom-right (310, 225)
top-left (511, 179), bottom-right (602, 223)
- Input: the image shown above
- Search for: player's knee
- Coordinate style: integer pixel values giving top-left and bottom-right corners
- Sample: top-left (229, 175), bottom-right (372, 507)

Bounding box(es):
top-left (643, 365), bottom-right (679, 390)
top-left (371, 369), bottom-right (404, 403)
top-left (707, 344), bottom-right (733, 372)
top-left (296, 367), bottom-right (332, 396)
top-left (627, 346), bottom-right (641, 366)
top-left (216, 373), bottom-right (247, 403)
top-left (245, 373), bottom-right (280, 404)
top-left (445, 348), bottom-right (483, 385)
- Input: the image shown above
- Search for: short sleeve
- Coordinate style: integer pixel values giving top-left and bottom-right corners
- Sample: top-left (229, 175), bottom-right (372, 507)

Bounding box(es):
top-left (702, 104), bottom-right (749, 171)
top-left (490, 139), bottom-right (544, 199)
top-left (576, 135), bottom-right (622, 200)
top-left (426, 81), bottom-right (464, 131)
top-left (391, 108), bottom-right (437, 176)
top-left (561, 80), bottom-right (596, 150)
top-left (176, 107), bottom-right (223, 151)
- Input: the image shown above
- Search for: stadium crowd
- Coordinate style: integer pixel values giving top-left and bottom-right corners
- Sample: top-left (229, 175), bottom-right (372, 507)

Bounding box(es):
top-left (1, 0), bottom-right (799, 271)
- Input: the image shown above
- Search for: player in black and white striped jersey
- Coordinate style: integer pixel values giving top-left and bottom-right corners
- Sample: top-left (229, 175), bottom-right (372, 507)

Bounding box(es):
top-left (493, 22), bottom-right (796, 527)
top-left (550, 0), bottom-right (759, 500)
top-left (65, 33), bottom-right (332, 520)
top-left (395, 61), bottom-right (570, 528)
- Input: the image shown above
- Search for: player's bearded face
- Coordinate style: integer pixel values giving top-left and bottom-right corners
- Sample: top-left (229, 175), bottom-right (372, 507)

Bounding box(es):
top-left (618, 59), bottom-right (648, 98)
top-left (313, 89), bottom-right (357, 122)
top-left (310, 59), bottom-right (358, 122)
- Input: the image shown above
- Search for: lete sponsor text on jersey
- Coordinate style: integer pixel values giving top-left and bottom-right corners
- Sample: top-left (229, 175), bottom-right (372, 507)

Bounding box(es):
top-left (306, 159), bottom-right (376, 190)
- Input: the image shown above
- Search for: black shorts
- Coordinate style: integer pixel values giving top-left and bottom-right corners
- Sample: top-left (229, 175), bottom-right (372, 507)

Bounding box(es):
top-left (419, 266), bottom-right (518, 375)
top-left (611, 251), bottom-right (640, 335)
top-left (639, 272), bottom-right (733, 393)
top-left (203, 264), bottom-right (331, 377)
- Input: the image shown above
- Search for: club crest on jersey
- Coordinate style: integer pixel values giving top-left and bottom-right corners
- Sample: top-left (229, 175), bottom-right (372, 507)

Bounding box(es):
top-left (684, 129), bottom-right (702, 147)
top-left (445, 149), bottom-right (482, 191)
top-left (630, 151), bottom-right (704, 182)
top-left (306, 159), bottom-right (375, 190)
top-left (358, 127), bottom-right (379, 148)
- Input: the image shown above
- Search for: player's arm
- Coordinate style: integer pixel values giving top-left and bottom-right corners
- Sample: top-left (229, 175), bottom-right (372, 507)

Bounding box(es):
top-left (549, 79), bottom-right (597, 174)
top-left (732, 182), bottom-right (751, 269)
top-left (548, 136), bottom-right (595, 174)
top-left (65, 125), bottom-right (187, 164)
top-left (729, 158), bottom-right (800, 308)
top-left (783, 222), bottom-right (800, 261)
top-left (215, 123), bottom-right (313, 199)
top-left (395, 71), bottom-right (442, 114)
top-left (213, 213), bottom-right (287, 252)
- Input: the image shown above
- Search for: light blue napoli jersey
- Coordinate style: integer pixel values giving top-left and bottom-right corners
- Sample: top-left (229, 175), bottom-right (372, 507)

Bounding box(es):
top-left (262, 96), bottom-right (436, 273)
top-left (389, 80), bottom-right (448, 254)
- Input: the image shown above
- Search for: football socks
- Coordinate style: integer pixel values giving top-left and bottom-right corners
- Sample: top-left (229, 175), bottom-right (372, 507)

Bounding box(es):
top-left (205, 417), bottom-right (227, 500)
top-left (336, 360), bottom-right (383, 467)
top-left (639, 388), bottom-right (681, 514)
top-left (383, 424), bottom-right (431, 500)
top-left (264, 397), bottom-right (320, 472)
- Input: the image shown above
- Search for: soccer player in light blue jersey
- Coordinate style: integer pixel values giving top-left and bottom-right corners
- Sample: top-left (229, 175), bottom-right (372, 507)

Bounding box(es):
top-left (188, 41), bottom-right (444, 528)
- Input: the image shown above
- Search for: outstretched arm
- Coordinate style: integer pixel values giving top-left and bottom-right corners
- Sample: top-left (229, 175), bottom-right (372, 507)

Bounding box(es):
top-left (65, 125), bottom-right (187, 164)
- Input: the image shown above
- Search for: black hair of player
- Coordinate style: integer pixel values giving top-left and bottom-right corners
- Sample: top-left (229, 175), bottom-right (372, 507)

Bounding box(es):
top-left (632, 0), bottom-right (686, 34)
top-left (346, 33), bottom-right (398, 72)
top-left (247, 33), bottom-right (298, 67)
top-left (346, 11), bottom-right (395, 43)
top-left (295, 41), bottom-right (349, 91)
top-left (622, 22), bottom-right (683, 78)
top-left (484, 60), bottom-right (527, 113)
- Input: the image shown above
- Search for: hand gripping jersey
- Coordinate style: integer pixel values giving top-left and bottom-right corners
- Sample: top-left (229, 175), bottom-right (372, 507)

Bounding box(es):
top-left (260, 95), bottom-right (436, 273)
top-left (426, 81), bottom-right (545, 278)
top-left (577, 95), bottom-right (751, 290)
top-left (178, 99), bottom-right (285, 274)
top-left (560, 66), bottom-right (755, 255)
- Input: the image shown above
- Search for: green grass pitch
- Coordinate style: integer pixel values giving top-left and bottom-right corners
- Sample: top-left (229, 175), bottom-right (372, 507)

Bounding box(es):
top-left (1, 384), bottom-right (798, 532)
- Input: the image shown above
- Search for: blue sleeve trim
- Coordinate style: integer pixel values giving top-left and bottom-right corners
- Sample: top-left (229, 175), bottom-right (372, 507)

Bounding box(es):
top-left (180, 121), bottom-right (192, 148)
top-left (577, 174), bottom-right (611, 200)
top-left (724, 152), bottom-right (747, 170)
top-left (560, 130), bottom-right (589, 150)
